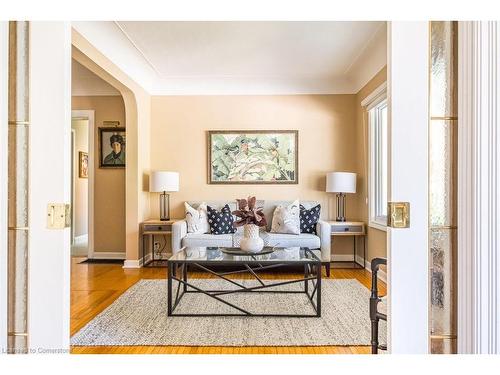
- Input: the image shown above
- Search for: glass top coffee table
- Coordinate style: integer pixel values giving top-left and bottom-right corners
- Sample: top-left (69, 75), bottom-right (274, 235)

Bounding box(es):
top-left (167, 246), bottom-right (321, 317)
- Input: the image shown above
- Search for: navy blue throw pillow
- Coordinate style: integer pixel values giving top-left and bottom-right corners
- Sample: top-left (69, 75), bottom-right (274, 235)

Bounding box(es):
top-left (207, 204), bottom-right (236, 235)
top-left (300, 204), bottom-right (321, 234)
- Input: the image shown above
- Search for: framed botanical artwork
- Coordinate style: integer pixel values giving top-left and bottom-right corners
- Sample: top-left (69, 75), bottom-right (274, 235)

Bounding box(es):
top-left (99, 127), bottom-right (126, 168)
top-left (208, 130), bottom-right (298, 184)
top-left (78, 151), bottom-right (88, 178)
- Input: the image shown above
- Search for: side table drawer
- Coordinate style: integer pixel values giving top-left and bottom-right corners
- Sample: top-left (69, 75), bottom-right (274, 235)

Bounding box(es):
top-left (331, 225), bottom-right (364, 233)
top-left (144, 224), bottom-right (172, 232)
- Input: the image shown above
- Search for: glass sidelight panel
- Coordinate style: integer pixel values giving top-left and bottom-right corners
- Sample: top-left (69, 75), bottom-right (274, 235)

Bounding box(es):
top-left (429, 21), bottom-right (458, 354)
top-left (430, 22), bottom-right (457, 118)
top-left (7, 230), bottom-right (28, 351)
top-left (430, 228), bottom-right (456, 336)
top-left (7, 21), bottom-right (29, 354)
top-left (429, 120), bottom-right (456, 227)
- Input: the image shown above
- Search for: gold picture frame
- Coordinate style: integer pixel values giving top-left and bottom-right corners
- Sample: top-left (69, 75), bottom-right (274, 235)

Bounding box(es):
top-left (208, 130), bottom-right (298, 184)
top-left (78, 151), bottom-right (88, 179)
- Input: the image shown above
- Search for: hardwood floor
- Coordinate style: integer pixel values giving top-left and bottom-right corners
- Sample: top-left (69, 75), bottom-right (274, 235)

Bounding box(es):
top-left (70, 257), bottom-right (386, 354)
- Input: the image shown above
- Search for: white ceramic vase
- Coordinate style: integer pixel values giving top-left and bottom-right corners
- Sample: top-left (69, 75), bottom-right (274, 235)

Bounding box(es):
top-left (240, 224), bottom-right (264, 253)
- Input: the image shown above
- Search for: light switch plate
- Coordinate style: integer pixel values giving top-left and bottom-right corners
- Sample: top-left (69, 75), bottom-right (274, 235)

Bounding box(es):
top-left (47, 203), bottom-right (71, 229)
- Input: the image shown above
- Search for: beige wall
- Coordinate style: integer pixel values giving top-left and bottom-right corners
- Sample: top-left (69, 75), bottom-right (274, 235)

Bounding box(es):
top-left (355, 66), bottom-right (388, 261)
top-left (72, 96), bottom-right (126, 253)
top-left (73, 31), bottom-right (152, 264)
top-left (150, 94), bottom-right (365, 254)
top-left (71, 119), bottom-right (89, 238)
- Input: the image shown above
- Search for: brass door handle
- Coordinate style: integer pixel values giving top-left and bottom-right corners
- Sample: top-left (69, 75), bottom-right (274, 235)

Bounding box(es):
top-left (387, 202), bottom-right (410, 228)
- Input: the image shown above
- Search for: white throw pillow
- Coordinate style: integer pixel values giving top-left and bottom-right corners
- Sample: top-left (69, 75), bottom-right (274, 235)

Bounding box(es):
top-left (184, 202), bottom-right (209, 234)
top-left (270, 200), bottom-right (300, 235)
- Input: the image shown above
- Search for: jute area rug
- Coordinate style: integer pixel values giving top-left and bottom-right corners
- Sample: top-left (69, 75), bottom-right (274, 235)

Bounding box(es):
top-left (71, 278), bottom-right (387, 347)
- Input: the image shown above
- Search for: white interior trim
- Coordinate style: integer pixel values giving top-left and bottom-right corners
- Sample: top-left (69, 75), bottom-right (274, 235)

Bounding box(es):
top-left (72, 110), bottom-right (95, 259)
top-left (361, 82), bottom-right (387, 108)
top-left (369, 221), bottom-right (387, 232)
top-left (90, 252), bottom-right (126, 260)
top-left (0, 21), bottom-right (9, 351)
top-left (71, 21), bottom-right (156, 92)
top-left (123, 259), bottom-right (141, 269)
top-left (74, 21), bottom-right (387, 95)
top-left (367, 90), bottom-right (388, 232)
top-left (458, 21), bottom-right (500, 354)
top-left (74, 234), bottom-right (88, 245)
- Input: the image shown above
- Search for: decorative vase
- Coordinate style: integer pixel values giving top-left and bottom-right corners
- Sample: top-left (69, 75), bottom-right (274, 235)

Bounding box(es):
top-left (240, 224), bottom-right (264, 253)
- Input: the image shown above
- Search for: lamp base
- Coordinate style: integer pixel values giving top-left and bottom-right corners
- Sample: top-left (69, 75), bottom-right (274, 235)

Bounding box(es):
top-left (335, 193), bottom-right (346, 222)
top-left (159, 192), bottom-right (170, 221)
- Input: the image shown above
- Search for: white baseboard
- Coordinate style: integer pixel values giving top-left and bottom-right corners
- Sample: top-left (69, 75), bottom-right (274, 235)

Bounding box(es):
top-left (89, 252), bottom-right (125, 260)
top-left (331, 254), bottom-right (387, 283)
top-left (123, 259), bottom-right (141, 269)
top-left (74, 234), bottom-right (88, 245)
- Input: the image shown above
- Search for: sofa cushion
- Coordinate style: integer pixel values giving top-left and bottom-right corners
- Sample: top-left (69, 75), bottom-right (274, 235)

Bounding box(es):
top-left (184, 202), bottom-right (209, 234)
top-left (266, 232), bottom-right (320, 249)
top-left (261, 200), bottom-right (322, 231)
top-left (207, 204), bottom-right (236, 235)
top-left (300, 204), bottom-right (321, 234)
top-left (270, 200), bottom-right (300, 234)
top-left (182, 233), bottom-right (233, 248)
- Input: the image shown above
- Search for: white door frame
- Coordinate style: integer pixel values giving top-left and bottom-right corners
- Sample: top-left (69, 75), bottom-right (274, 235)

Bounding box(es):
top-left (386, 21), bottom-right (430, 353)
top-left (458, 21), bottom-right (500, 354)
top-left (71, 109), bottom-right (95, 258)
top-left (0, 21), bottom-right (9, 351)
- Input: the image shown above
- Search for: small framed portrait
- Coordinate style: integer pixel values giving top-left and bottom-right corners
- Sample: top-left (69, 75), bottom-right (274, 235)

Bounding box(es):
top-left (99, 127), bottom-right (126, 168)
top-left (78, 151), bottom-right (88, 178)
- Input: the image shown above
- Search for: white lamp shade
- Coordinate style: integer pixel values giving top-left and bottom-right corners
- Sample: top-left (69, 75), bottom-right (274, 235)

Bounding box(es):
top-left (326, 172), bottom-right (356, 193)
top-left (150, 171), bottom-right (179, 192)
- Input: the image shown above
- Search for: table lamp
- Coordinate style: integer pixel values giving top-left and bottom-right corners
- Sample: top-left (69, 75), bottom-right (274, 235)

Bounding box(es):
top-left (150, 171), bottom-right (179, 221)
top-left (326, 172), bottom-right (356, 222)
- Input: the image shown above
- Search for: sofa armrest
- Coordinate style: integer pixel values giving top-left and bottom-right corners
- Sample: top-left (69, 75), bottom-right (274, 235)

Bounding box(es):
top-left (316, 220), bottom-right (331, 262)
top-left (172, 220), bottom-right (188, 253)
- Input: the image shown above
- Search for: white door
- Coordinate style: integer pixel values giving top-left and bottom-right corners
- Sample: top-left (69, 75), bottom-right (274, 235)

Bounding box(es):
top-left (29, 22), bottom-right (72, 352)
top-left (386, 22), bottom-right (430, 353)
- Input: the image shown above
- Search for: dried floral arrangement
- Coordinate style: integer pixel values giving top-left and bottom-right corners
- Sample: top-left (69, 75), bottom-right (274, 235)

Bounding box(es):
top-left (232, 196), bottom-right (267, 228)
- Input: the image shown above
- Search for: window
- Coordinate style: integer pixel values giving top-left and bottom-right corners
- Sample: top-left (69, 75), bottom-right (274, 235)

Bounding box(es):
top-left (364, 84), bottom-right (388, 230)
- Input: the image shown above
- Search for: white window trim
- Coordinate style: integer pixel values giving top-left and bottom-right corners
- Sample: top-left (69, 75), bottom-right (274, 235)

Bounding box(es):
top-left (364, 82), bottom-right (388, 231)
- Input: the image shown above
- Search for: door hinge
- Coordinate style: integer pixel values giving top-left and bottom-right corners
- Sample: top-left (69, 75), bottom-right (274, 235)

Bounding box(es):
top-left (47, 203), bottom-right (71, 229)
top-left (387, 202), bottom-right (410, 228)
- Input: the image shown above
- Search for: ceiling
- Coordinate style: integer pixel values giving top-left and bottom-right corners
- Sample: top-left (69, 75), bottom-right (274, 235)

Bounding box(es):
top-left (72, 21), bottom-right (387, 95)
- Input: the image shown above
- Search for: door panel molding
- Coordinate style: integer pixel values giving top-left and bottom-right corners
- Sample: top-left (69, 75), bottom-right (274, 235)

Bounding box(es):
top-left (458, 21), bottom-right (500, 354)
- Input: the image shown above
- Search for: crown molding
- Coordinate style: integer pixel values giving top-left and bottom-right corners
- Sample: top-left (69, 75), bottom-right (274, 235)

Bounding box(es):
top-left (71, 21), bottom-right (156, 92)
top-left (73, 21), bottom-right (387, 96)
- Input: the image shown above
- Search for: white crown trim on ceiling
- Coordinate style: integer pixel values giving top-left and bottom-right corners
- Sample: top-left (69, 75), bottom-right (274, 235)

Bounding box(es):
top-left (72, 21), bottom-right (387, 96)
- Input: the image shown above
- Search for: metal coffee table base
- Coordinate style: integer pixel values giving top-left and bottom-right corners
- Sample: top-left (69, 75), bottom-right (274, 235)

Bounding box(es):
top-left (167, 261), bottom-right (321, 318)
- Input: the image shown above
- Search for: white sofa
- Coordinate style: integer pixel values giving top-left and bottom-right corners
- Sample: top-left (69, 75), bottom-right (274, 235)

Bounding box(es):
top-left (172, 200), bottom-right (332, 275)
